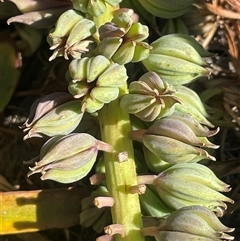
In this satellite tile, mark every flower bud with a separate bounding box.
[143,205,234,241]
[67,55,128,113]
[68,81,92,99]
[153,163,234,215]
[27,133,112,183]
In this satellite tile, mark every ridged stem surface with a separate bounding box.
[99,83,144,241]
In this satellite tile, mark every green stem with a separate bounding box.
[99,83,144,241]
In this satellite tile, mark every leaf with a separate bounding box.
[0,187,90,235]
[0,39,21,113]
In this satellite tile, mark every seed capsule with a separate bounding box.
[153,163,234,215]
[98,12,151,64]
[142,33,212,85]
[120,72,180,122]
[27,133,112,183]
[142,205,234,241]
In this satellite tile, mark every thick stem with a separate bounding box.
[99,83,144,241]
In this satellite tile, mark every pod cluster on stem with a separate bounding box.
[7,0,235,240]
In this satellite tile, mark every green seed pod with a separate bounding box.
[69,57,89,82]
[86,55,111,83]
[170,111,215,136]
[145,116,219,149]
[97,63,128,87]
[42,147,98,171]
[142,33,212,85]
[98,37,123,59]
[140,185,171,218]
[173,85,214,127]
[91,87,119,103]
[142,54,210,85]
[143,134,215,163]
[21,92,73,129]
[82,95,104,113]
[87,0,106,17]
[40,157,96,183]
[150,33,211,66]
[48,9,84,48]
[98,12,151,64]
[161,18,189,35]
[153,163,234,214]
[68,80,92,98]
[23,100,84,139]
[143,146,172,173]
[120,72,180,122]
[65,18,96,50]
[138,0,195,19]
[144,206,234,241]
[27,133,112,183]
